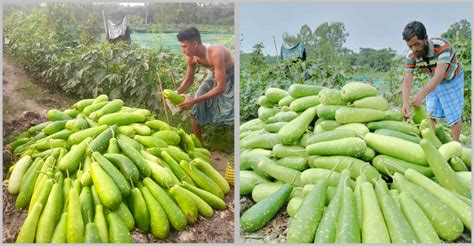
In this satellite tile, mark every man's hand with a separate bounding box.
[410,92,424,108]
[175,88,184,95]
[402,102,411,119]
[177,96,195,110]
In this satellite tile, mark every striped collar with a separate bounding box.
[426,38,434,58]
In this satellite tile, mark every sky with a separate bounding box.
[118,2,145,6]
[240,3,472,55]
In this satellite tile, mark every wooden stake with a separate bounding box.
[170,71,177,89]
[157,71,170,123]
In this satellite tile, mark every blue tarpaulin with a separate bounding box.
[280,42,306,60]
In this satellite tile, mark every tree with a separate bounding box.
[80,12,102,46]
[282,22,349,65]
[299,25,312,43]
[282,32,300,47]
[148,2,233,26]
[355,48,397,72]
[282,24,313,48]
[129,15,145,26]
[442,19,471,40]
[249,42,265,67]
[312,22,349,63]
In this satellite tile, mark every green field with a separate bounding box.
[131,32,234,51]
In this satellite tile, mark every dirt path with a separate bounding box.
[3,56,77,122]
[3,61,47,122]
[2,56,235,243]
[2,55,78,146]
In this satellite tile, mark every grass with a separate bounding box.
[16,80,37,95]
[460,121,472,147]
[203,125,234,154]
[461,121,471,135]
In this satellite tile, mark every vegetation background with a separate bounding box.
[3,2,235,152]
[240,20,471,140]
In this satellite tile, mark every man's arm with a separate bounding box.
[176,56,196,94]
[402,71,413,118]
[411,62,448,107]
[402,71,413,104]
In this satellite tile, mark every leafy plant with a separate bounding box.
[451,36,471,124]
[4,8,201,116]
[4,5,234,152]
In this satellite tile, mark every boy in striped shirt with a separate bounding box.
[401,21,464,141]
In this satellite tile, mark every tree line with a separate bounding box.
[243,19,471,73]
[3,3,234,34]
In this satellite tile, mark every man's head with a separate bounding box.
[177,27,202,57]
[403,21,429,58]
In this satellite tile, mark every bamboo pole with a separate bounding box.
[273,35,280,62]
[145,4,148,25]
[102,10,108,41]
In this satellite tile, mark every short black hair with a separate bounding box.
[177,27,201,44]
[403,21,427,41]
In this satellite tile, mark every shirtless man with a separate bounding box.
[175,27,234,142]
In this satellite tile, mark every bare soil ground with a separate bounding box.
[239,196,289,243]
[2,56,234,243]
